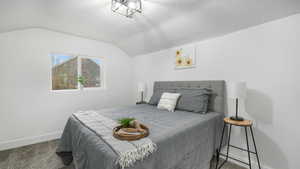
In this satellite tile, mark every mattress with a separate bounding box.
[57,104,224,169]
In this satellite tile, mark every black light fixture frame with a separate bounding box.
[230,98,244,121]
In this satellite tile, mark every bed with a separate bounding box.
[57,81,226,169]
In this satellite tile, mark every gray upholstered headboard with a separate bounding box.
[153,81,225,113]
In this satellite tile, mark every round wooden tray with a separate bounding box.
[113,124,149,141]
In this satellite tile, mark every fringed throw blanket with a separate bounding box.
[73,111,157,169]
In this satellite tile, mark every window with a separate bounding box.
[51,54,103,90]
[81,57,102,88]
[52,54,78,90]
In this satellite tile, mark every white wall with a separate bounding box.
[1,14,300,169]
[0,28,135,150]
[133,14,300,169]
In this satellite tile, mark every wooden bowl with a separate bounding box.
[113,123,149,141]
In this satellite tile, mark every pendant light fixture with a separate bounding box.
[112,0,142,18]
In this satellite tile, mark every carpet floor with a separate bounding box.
[0,140,245,169]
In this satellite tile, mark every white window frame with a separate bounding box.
[50,53,105,92]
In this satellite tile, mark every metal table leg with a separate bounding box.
[226,124,232,161]
[245,127,252,169]
[250,126,262,169]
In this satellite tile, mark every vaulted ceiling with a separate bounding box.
[1,0,300,56]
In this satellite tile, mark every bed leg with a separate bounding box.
[215,148,220,169]
[216,149,219,161]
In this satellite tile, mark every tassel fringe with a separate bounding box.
[118,142,157,169]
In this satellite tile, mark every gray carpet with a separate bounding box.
[0,140,245,169]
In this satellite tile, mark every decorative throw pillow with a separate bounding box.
[148,89,176,105]
[176,88,212,114]
[157,92,181,112]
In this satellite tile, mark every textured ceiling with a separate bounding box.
[1,0,300,56]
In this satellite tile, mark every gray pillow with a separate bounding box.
[175,88,212,113]
[148,89,176,105]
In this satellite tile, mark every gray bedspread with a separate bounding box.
[57,104,224,169]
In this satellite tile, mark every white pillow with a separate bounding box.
[157,92,181,112]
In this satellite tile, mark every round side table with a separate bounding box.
[215,117,262,169]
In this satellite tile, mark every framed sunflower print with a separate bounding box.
[174,44,196,69]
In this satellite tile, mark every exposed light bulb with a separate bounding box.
[113,2,122,10]
[115,2,121,8]
[128,1,137,9]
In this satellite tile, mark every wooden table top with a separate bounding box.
[224,117,252,126]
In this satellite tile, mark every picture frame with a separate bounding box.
[174,44,196,69]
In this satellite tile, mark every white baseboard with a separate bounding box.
[0,131,62,151]
[220,149,274,169]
